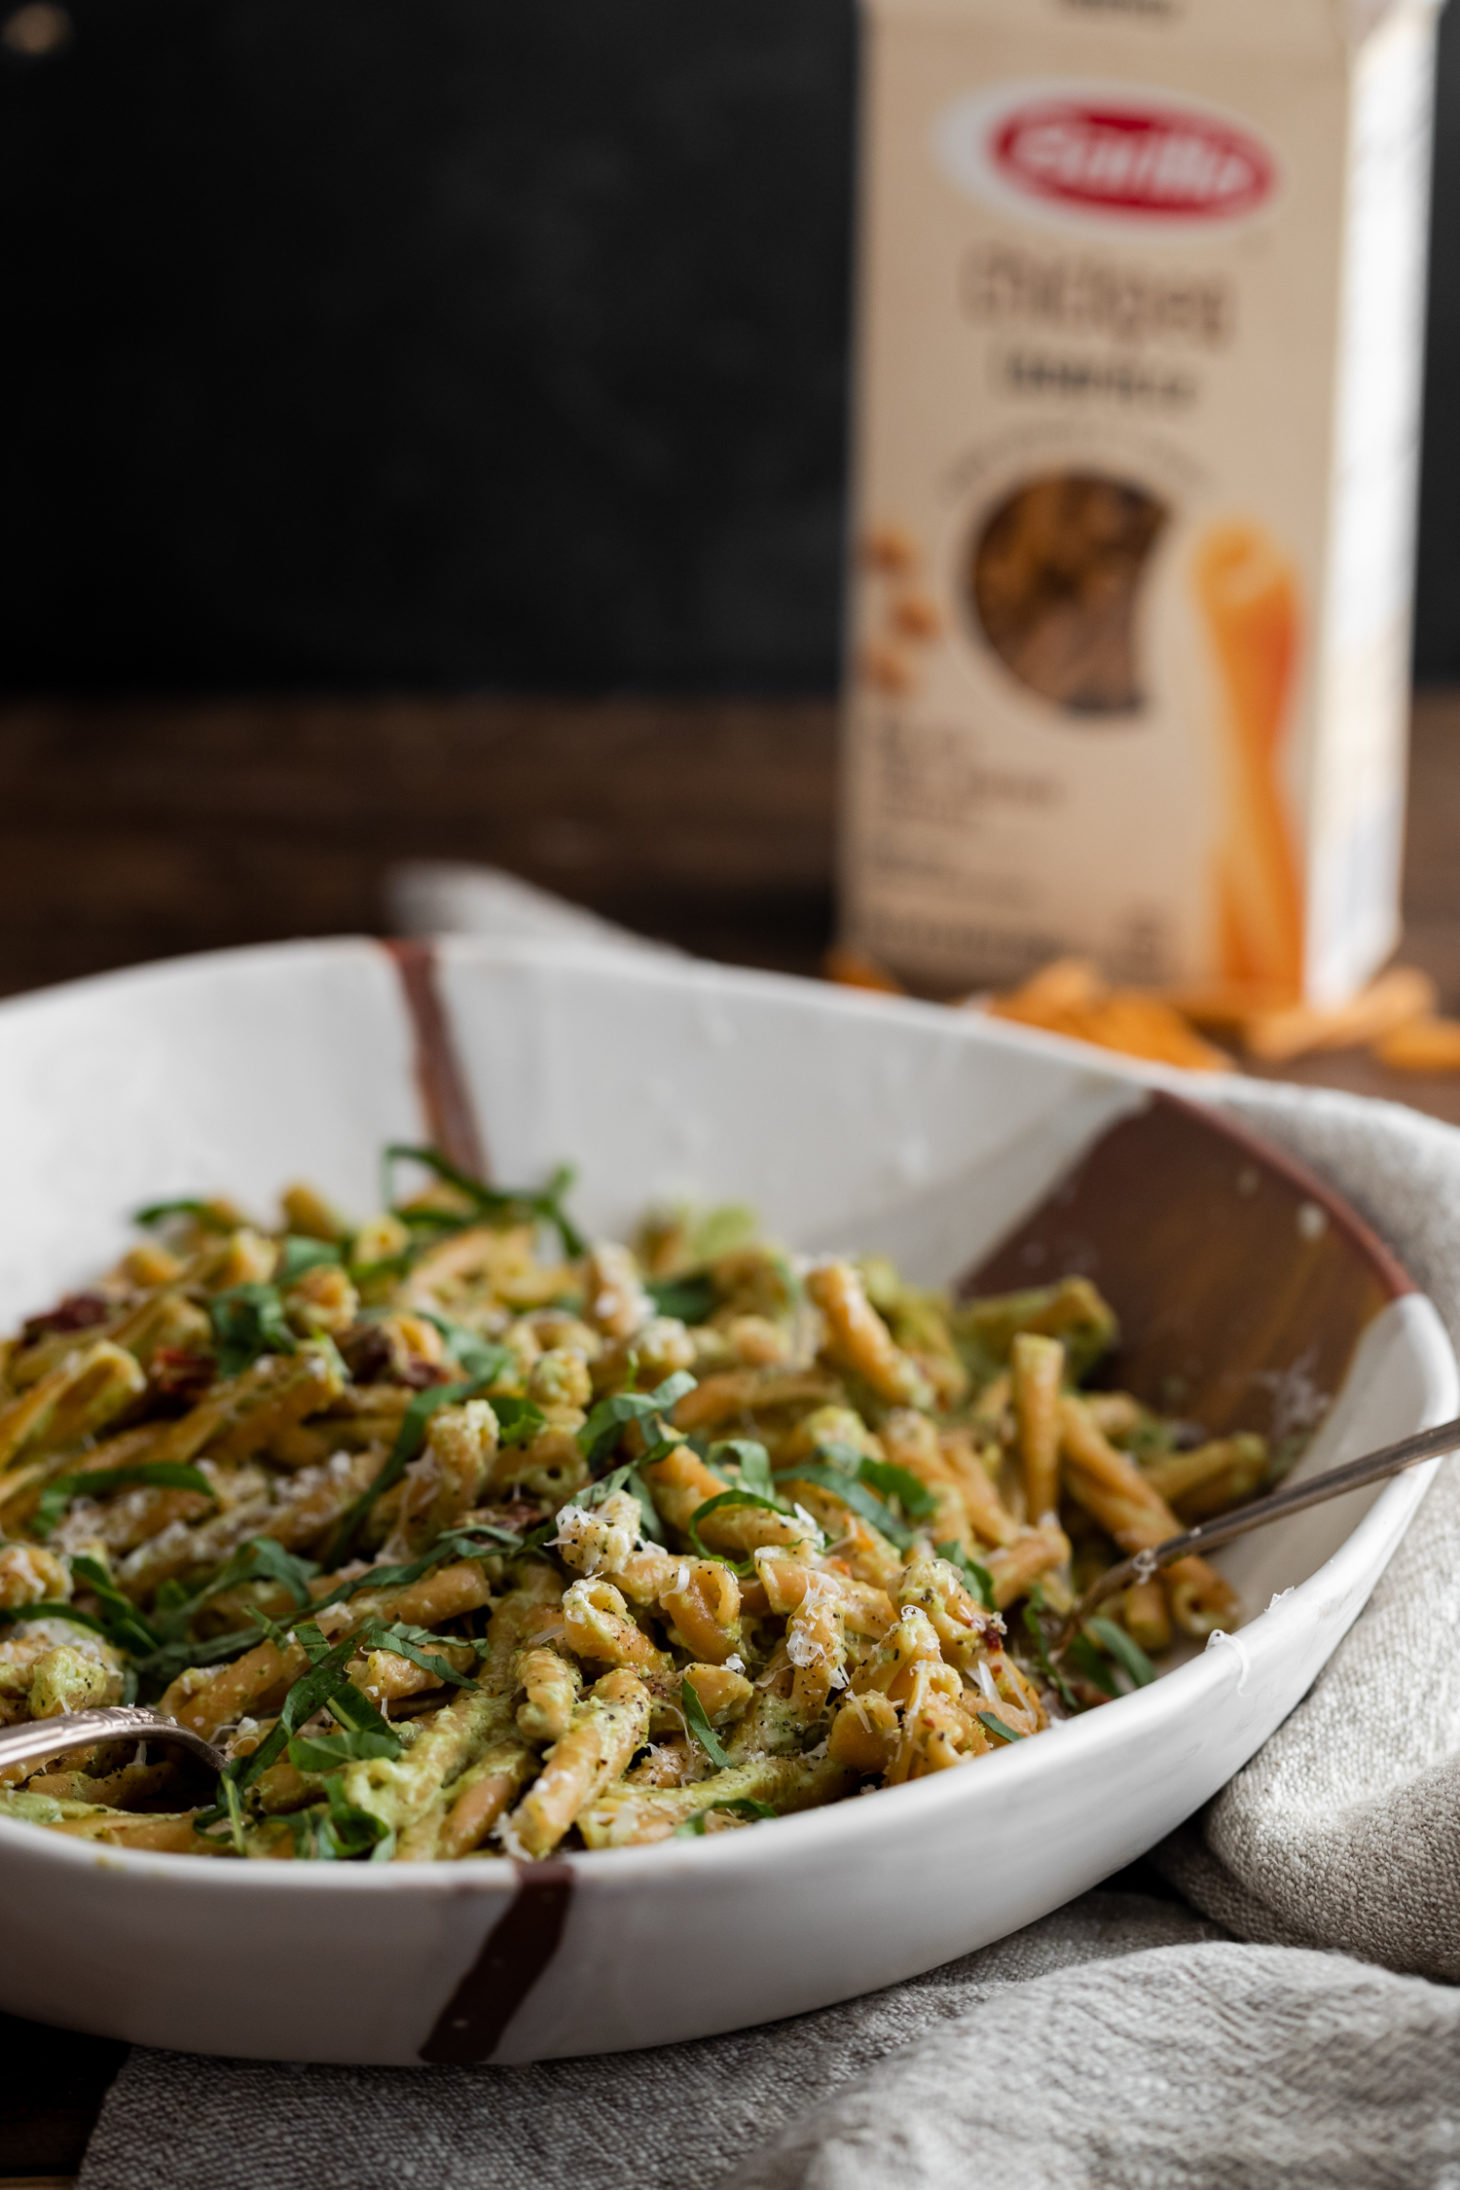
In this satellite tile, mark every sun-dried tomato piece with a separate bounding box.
[476,1498,547,1535]
[399,1355,457,1390]
[20,1292,111,1345]
[338,1324,457,1390]
[337,1324,394,1384]
[148,1347,217,1411]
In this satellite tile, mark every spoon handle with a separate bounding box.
[0,1703,226,1779]
[1055,1411,1460,1651]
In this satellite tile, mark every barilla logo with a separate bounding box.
[935,80,1279,234]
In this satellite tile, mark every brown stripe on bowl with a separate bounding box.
[383,937,490,1181]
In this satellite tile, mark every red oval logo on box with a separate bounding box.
[991,99,1274,222]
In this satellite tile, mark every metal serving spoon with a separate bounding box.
[0,1703,225,1779]
[1051,1411,1460,1656]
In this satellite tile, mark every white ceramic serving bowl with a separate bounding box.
[0,937,1451,2065]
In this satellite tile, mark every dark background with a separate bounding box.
[4,0,1459,694]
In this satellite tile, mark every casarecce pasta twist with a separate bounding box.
[0,1150,1280,1858]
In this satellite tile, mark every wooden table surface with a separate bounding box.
[2,687,1460,2178]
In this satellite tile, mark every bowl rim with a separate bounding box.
[0,933,1450,1895]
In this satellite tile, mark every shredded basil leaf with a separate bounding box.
[131,1623,262,1691]
[417,1313,513,1386]
[198,1771,250,1855]
[208,1282,296,1377]
[631,1461,669,1530]
[353,1618,474,1690]
[1065,1634,1120,1697]
[221,1625,365,1796]
[1022,1582,1080,1714]
[318,1775,396,1861]
[282,1808,321,1858]
[287,1726,402,1772]
[133,1198,233,1233]
[150,1576,191,1628]
[347,1246,416,1286]
[774,1447,915,1550]
[328,1680,397,1739]
[33,1461,218,1542]
[153,1536,320,1645]
[285,1616,333,1665]
[285,1619,397,1737]
[673,1796,777,1837]
[325,1374,494,1562]
[680,1675,732,1769]
[707,1439,776,1501]
[578,1463,667,1546]
[977,1710,1024,1744]
[382,1146,586,1260]
[311,1528,510,1617]
[0,1599,112,1638]
[857,1457,939,1521]
[934,1540,997,1614]
[68,1555,163,1654]
[215,1537,319,1610]
[242,1603,295,1654]
[440,1521,525,1555]
[577,1371,697,1467]
[645,1274,717,1326]
[687,1487,792,1571]
[492,1394,547,1450]
[276,1236,343,1286]
[1086,1616,1157,1690]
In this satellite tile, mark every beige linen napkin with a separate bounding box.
[1168,1078,1460,1982]
[80,1895,1223,2190]
[72,879,1460,2187]
[728,1938,1460,2190]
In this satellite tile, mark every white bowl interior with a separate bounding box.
[0,934,1439,1612]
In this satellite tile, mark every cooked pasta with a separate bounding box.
[0,1150,1272,1859]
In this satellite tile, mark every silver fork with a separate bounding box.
[1050,1412,1460,1654]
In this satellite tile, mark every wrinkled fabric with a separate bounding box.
[729,1940,1460,2190]
[76,1047,1460,2190]
[79,1896,1220,2190]
[1155,1082,1460,1981]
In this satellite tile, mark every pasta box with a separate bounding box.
[839,0,1444,1004]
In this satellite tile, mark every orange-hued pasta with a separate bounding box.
[980,960,1231,1073]
[1011,1333,1064,1524]
[1195,523,1304,998]
[1059,1398,1238,1638]
[0,1149,1275,1859]
[1236,966,1435,1064]
[1374,1015,1460,1075]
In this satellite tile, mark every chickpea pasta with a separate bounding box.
[0,1148,1269,1860]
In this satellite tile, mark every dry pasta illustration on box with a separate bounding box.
[0,1152,1276,1860]
[1194,522,1305,997]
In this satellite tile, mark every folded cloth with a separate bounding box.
[80,1894,1223,2190]
[74,878,1460,2188]
[1168,1079,1460,1982]
[729,1936,1460,2190]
